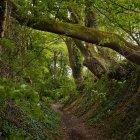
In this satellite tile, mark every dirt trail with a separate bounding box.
[52,103,109,140]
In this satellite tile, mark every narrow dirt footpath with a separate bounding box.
[52,103,109,140]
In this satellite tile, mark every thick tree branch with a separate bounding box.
[10,1,140,65]
[26,19,140,65]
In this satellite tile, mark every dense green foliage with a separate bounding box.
[0,0,140,139]
[64,63,140,140]
[0,78,61,140]
[0,24,75,139]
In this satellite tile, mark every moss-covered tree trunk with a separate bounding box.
[67,5,106,79]
[10,1,140,65]
[22,20,140,65]
[65,38,84,92]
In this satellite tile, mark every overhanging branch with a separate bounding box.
[10,0,140,65]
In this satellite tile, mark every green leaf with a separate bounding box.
[0,38,16,50]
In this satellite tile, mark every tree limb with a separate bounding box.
[10,1,140,65]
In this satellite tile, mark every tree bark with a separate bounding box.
[0,0,6,38]
[0,0,6,77]
[65,38,84,91]
[73,39,104,78]
[11,2,140,65]
[0,0,13,77]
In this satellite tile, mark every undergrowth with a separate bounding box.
[0,78,61,140]
[63,63,140,140]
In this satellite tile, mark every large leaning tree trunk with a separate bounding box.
[84,1,126,78]
[73,39,103,79]
[84,2,108,77]
[65,38,84,91]
[67,4,108,79]
[66,4,100,87]
[10,1,140,65]
[26,20,140,65]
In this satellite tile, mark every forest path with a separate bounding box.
[52,103,109,140]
